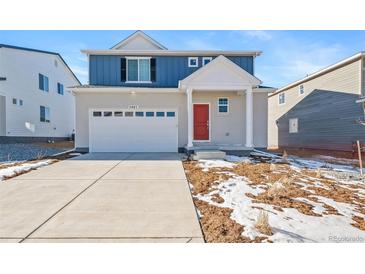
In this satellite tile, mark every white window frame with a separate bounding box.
[126,57,152,83]
[218,97,229,114]
[188,57,199,68]
[299,84,304,95]
[202,57,213,66]
[278,93,286,105]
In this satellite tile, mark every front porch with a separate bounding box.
[179,55,263,153]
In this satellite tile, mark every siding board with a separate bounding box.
[89,55,254,87]
[277,89,365,151]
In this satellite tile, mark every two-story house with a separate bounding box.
[268,52,365,152]
[0,44,80,142]
[71,31,274,153]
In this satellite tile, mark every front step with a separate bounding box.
[192,150,226,160]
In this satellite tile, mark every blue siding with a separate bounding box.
[89,55,254,87]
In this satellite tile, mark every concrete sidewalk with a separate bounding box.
[0,153,204,243]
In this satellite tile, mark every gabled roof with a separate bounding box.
[179,55,262,90]
[110,30,167,50]
[0,43,81,85]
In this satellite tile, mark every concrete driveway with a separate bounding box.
[0,153,204,243]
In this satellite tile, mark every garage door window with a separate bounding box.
[125,111,134,117]
[103,111,112,117]
[146,111,154,117]
[156,111,165,117]
[114,111,123,117]
[136,111,144,117]
[167,111,175,117]
[93,111,102,117]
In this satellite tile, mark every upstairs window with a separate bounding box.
[126,57,151,82]
[218,98,229,113]
[40,106,50,123]
[188,57,198,67]
[202,57,213,66]
[299,84,304,95]
[39,74,49,92]
[279,93,285,105]
[57,83,64,95]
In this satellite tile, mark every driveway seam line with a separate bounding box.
[18,153,135,243]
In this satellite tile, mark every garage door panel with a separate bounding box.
[89,110,178,152]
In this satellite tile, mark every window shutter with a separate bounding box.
[120,58,126,82]
[150,58,156,82]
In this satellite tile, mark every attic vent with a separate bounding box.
[54,60,58,67]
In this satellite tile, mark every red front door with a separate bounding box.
[193,104,209,140]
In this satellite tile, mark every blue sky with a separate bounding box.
[1,30,365,87]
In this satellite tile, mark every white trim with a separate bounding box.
[188,57,199,68]
[126,57,151,82]
[202,57,213,66]
[111,31,168,50]
[278,92,286,105]
[70,87,179,93]
[193,102,211,142]
[82,49,262,57]
[217,97,229,115]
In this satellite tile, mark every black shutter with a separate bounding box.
[150,58,156,82]
[120,58,126,82]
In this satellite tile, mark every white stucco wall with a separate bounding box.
[74,90,268,149]
[0,47,79,138]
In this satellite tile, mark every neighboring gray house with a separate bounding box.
[268,52,365,152]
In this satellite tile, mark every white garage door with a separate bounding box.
[89,109,178,152]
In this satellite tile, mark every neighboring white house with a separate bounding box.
[71,31,274,153]
[0,44,80,142]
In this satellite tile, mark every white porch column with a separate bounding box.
[187,88,194,148]
[245,86,254,148]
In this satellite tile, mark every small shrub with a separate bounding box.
[255,210,273,236]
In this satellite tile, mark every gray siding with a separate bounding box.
[89,55,254,87]
[277,89,365,151]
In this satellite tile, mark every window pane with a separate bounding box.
[39,74,44,90]
[44,76,49,92]
[219,106,228,113]
[125,111,134,117]
[45,107,50,122]
[156,111,165,117]
[166,111,175,117]
[19,100,23,106]
[93,111,102,117]
[40,106,45,122]
[139,59,150,81]
[12,98,17,105]
[114,111,123,117]
[127,59,138,81]
[219,98,228,105]
[136,111,144,117]
[146,111,154,117]
[103,111,112,117]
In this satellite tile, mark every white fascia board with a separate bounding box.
[81,49,262,57]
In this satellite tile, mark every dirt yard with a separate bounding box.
[183,154,365,243]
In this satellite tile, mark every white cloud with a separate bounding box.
[241,30,273,41]
[70,65,88,84]
[257,40,344,87]
[184,38,217,50]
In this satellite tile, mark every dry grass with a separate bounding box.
[255,211,273,236]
